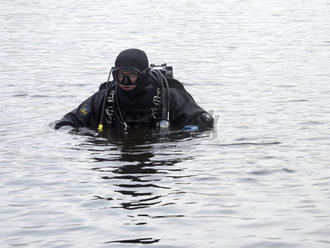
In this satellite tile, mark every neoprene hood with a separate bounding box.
[115,48,149,72]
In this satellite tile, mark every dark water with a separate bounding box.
[1,0,330,247]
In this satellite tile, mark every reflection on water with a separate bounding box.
[105,237,161,245]
[79,129,198,212]
[74,129,202,245]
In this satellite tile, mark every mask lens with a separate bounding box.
[117,70,139,84]
[127,71,138,79]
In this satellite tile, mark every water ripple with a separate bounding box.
[1,0,330,247]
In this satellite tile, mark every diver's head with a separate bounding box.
[112,48,150,91]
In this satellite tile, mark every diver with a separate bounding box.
[55,48,214,132]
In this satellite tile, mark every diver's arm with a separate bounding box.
[55,91,104,130]
[169,88,214,130]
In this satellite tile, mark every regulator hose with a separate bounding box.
[149,69,170,129]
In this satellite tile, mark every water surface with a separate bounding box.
[1,0,330,247]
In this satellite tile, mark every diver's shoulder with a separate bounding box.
[167,78,186,91]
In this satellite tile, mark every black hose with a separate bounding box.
[98,68,114,132]
[149,69,170,122]
[99,68,170,132]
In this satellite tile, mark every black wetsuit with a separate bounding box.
[55,78,213,131]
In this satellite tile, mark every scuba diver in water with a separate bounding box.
[55,48,213,132]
